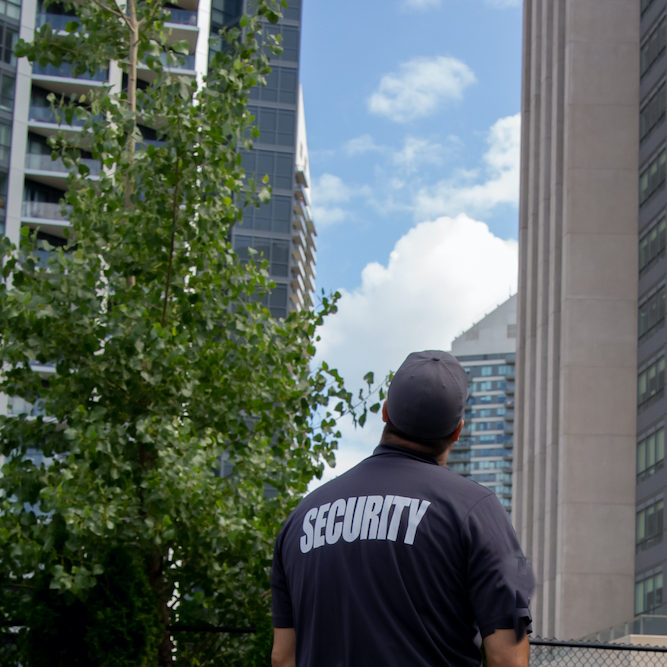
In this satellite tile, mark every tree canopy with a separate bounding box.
[0,1,382,664]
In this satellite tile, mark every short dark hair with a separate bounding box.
[382,419,460,456]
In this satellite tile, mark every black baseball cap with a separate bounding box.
[386,350,468,440]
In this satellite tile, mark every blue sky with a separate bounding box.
[298,0,523,481]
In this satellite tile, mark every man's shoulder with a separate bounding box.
[287,447,496,521]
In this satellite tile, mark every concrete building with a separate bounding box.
[449,295,517,513]
[515,0,638,639]
[1,0,314,320]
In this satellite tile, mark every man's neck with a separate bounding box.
[381,433,450,467]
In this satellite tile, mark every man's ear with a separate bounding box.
[382,401,389,423]
[452,419,464,443]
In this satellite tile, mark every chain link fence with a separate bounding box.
[530,638,667,666]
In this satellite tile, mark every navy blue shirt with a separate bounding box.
[271,444,532,666]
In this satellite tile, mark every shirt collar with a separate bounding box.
[373,442,440,466]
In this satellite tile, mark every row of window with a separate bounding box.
[641,19,666,77]
[470,472,512,484]
[465,434,512,446]
[467,394,509,406]
[469,459,513,472]
[463,364,515,379]
[241,194,292,234]
[639,286,665,338]
[636,497,664,551]
[636,569,663,615]
[241,149,294,192]
[640,148,666,205]
[639,216,666,271]
[233,234,290,277]
[642,0,657,15]
[248,65,298,106]
[0,0,19,21]
[638,427,665,480]
[470,379,513,393]
[261,283,288,319]
[467,407,508,419]
[638,356,665,406]
[641,82,665,142]
[451,447,512,462]
[248,106,296,148]
[265,24,300,63]
[468,421,505,433]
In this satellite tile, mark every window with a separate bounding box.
[249,66,298,105]
[249,106,296,147]
[265,24,299,63]
[0,0,19,21]
[640,149,667,205]
[241,149,294,191]
[639,287,666,338]
[0,69,13,113]
[641,83,666,141]
[638,356,665,406]
[233,234,290,277]
[636,497,664,552]
[263,283,287,319]
[0,116,10,166]
[636,569,663,614]
[638,428,665,480]
[241,194,291,233]
[282,0,301,22]
[210,0,242,32]
[642,0,657,15]
[641,19,666,77]
[640,216,666,271]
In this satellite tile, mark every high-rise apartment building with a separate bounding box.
[635,0,667,622]
[515,0,638,639]
[1,0,314,321]
[449,295,517,514]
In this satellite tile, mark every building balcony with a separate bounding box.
[25,153,100,188]
[28,104,87,140]
[35,12,78,31]
[165,7,199,50]
[138,52,196,83]
[22,200,71,237]
[32,62,108,95]
[22,200,71,222]
[166,7,197,26]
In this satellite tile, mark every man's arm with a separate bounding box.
[271,627,296,667]
[483,629,530,667]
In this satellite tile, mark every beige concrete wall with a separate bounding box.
[515,0,638,638]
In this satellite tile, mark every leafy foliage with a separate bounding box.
[0,1,384,664]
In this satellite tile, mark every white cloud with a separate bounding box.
[313,213,518,483]
[400,0,442,9]
[343,134,384,156]
[311,173,372,229]
[392,136,446,174]
[414,113,520,219]
[368,56,476,123]
[486,0,521,7]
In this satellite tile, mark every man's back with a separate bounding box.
[272,444,531,666]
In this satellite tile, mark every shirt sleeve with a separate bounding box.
[462,493,533,639]
[271,527,295,628]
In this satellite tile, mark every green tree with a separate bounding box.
[0,2,382,664]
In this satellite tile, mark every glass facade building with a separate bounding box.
[0,0,315,419]
[1,0,314,317]
[449,295,517,514]
[636,0,667,618]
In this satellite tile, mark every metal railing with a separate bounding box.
[22,200,71,222]
[25,153,101,176]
